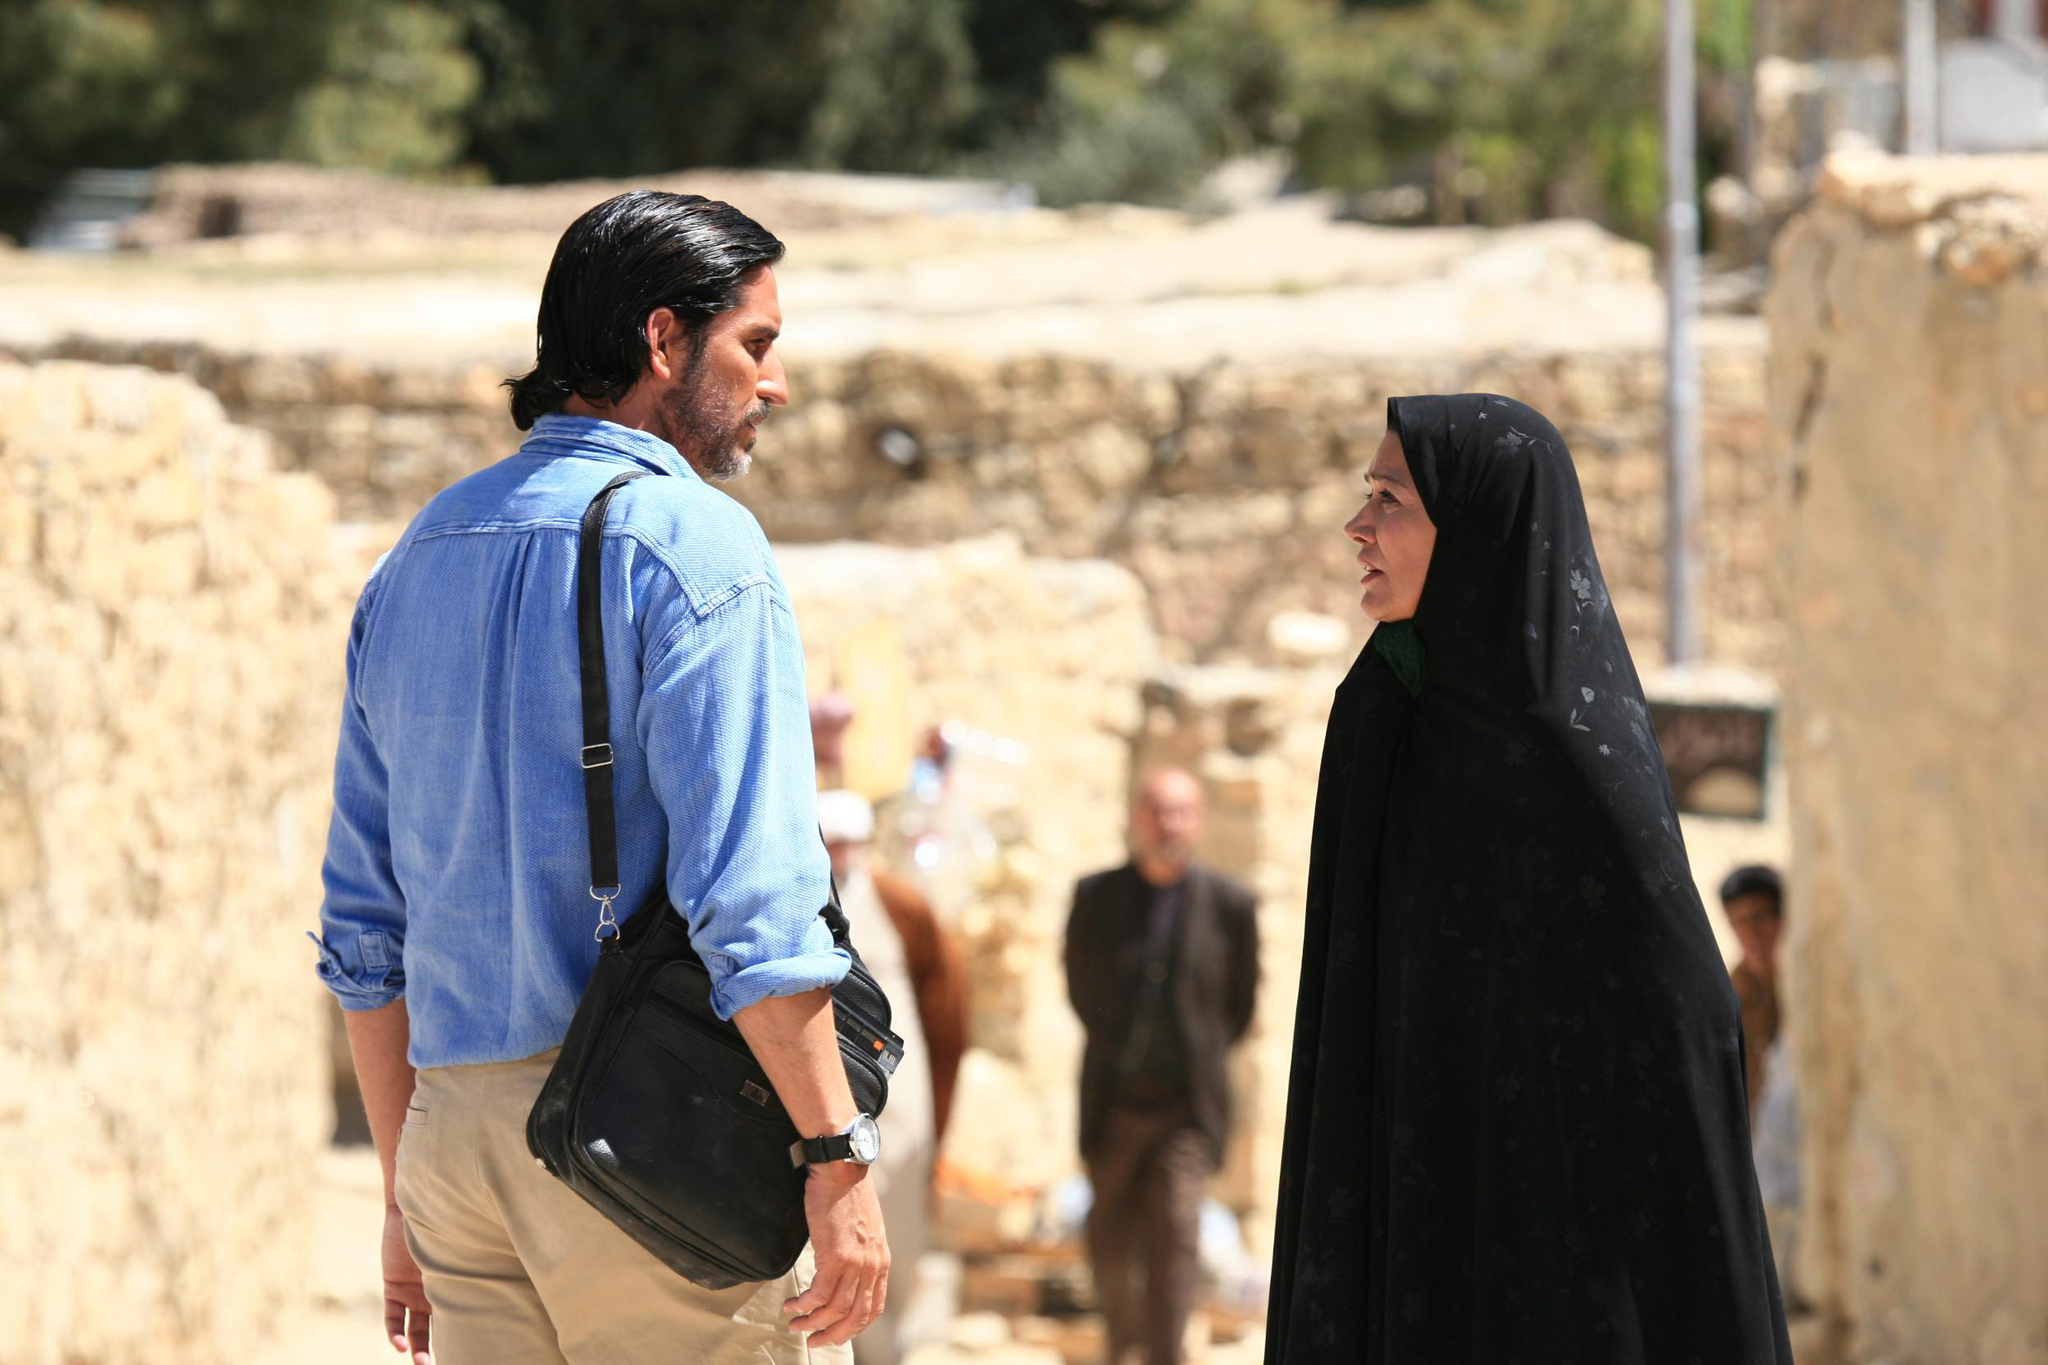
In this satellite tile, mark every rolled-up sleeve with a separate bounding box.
[638,575,848,1020]
[312,577,407,1011]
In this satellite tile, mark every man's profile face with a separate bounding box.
[656,266,787,481]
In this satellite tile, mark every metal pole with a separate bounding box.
[1902,0,1939,155]
[1664,0,1702,666]
[1735,0,1762,190]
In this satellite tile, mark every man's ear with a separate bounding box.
[644,307,682,382]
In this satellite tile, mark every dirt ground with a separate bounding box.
[275,1143,1822,1364]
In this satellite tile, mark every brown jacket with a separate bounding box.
[1064,862,1259,1165]
[872,867,969,1145]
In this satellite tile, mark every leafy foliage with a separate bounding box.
[0,0,1753,244]
[1296,0,1671,233]
[1001,0,1312,207]
[284,4,482,176]
[0,0,472,235]
[1024,0,1741,238]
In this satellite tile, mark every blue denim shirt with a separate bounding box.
[312,414,847,1069]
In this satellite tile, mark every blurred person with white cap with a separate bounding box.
[819,788,970,1365]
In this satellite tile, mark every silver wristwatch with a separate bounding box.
[789,1113,882,1168]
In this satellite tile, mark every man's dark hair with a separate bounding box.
[506,191,785,430]
[1718,864,1784,916]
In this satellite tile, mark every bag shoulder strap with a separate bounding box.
[574,467,855,954]
[578,470,654,938]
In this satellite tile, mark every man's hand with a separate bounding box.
[783,1163,889,1346]
[382,1204,432,1364]
[729,989,891,1343]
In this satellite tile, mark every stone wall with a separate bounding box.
[0,362,345,1364]
[22,335,1780,672]
[1767,153,2048,1365]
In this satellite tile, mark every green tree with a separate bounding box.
[0,0,1758,246]
[455,0,830,181]
[954,0,1190,148]
[458,0,985,182]
[801,0,979,173]
[285,4,483,176]
[1290,0,1667,233]
[0,0,477,237]
[990,0,1748,239]
[997,0,1316,207]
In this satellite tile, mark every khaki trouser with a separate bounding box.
[395,1049,848,1365]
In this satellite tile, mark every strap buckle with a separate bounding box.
[580,743,614,770]
[590,885,622,941]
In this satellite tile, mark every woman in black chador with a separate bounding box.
[1265,394,1791,1363]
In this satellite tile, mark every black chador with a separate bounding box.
[1264,395,1792,1364]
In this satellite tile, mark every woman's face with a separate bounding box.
[1345,430,1438,622]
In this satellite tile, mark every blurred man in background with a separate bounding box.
[820,787,970,1365]
[1722,862,1804,1309]
[1721,863,1785,1116]
[1064,769,1259,1365]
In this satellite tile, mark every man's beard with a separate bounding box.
[661,366,765,483]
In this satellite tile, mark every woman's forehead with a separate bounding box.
[1367,431,1412,484]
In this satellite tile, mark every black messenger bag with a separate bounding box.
[527,470,905,1290]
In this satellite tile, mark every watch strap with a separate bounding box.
[790,1132,855,1167]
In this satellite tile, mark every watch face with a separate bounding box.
[848,1114,881,1164]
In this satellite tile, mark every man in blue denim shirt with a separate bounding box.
[313,192,886,1365]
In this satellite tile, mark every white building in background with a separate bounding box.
[1941,0,2048,151]
[1761,0,2048,171]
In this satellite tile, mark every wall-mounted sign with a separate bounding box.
[1650,701,1773,820]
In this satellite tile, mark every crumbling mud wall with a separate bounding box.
[0,362,345,1365]
[21,338,1778,673]
[1768,153,2048,1365]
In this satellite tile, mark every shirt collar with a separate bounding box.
[521,413,699,481]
